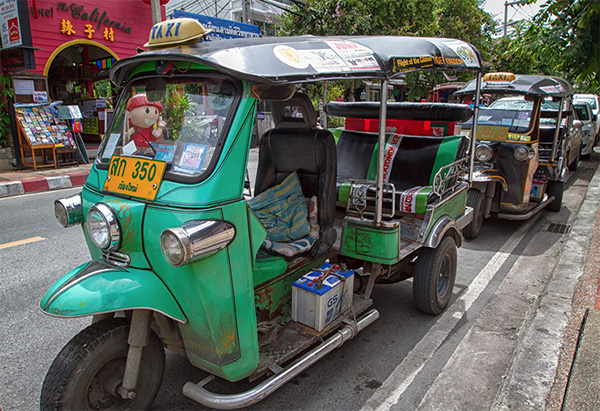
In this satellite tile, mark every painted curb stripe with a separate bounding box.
[0,173,89,198]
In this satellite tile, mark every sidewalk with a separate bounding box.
[0,163,92,198]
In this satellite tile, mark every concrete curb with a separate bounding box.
[0,172,89,198]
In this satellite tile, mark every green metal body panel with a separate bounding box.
[143,200,261,381]
[39,261,186,322]
[340,219,400,264]
[252,253,288,288]
[421,189,467,241]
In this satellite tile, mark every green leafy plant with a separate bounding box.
[0,73,15,147]
[162,84,190,140]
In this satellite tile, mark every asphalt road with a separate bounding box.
[0,153,597,411]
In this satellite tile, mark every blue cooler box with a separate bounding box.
[292,263,354,332]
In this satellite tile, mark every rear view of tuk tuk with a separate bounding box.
[40,18,483,410]
[456,73,582,239]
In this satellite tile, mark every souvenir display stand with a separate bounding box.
[15,103,79,170]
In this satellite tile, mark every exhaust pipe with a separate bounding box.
[183,309,380,410]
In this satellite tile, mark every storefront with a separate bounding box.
[0,0,163,169]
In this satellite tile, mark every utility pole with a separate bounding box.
[242,0,251,24]
[150,0,162,25]
[504,0,522,37]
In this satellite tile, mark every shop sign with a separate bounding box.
[0,0,23,48]
[172,9,260,41]
[30,2,134,42]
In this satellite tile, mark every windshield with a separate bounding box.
[575,97,598,110]
[97,76,237,179]
[574,104,590,121]
[461,96,536,134]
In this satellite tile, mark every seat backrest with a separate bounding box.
[335,130,468,191]
[255,95,337,233]
[539,126,565,144]
[336,130,377,181]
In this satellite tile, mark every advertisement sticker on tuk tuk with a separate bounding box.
[103,156,167,201]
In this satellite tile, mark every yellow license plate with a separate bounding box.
[104,156,167,201]
[475,125,509,141]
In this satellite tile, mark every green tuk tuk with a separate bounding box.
[40,18,483,410]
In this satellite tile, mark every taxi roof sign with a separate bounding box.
[145,18,212,48]
[483,72,516,82]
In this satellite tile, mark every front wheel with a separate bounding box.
[463,189,485,240]
[546,181,564,212]
[40,317,165,411]
[413,237,457,315]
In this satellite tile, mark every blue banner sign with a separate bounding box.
[172,9,261,40]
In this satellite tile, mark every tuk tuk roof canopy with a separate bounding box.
[110,35,482,86]
[455,73,574,98]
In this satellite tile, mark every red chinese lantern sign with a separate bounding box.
[72,120,82,133]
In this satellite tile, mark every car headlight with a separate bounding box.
[475,144,493,162]
[54,194,83,228]
[160,220,236,267]
[514,146,532,161]
[87,203,120,251]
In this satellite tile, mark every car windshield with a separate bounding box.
[575,98,598,110]
[97,76,236,180]
[461,97,535,134]
[574,105,590,121]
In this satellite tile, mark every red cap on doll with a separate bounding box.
[126,93,163,112]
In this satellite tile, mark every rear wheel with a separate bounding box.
[40,317,165,411]
[546,181,564,212]
[463,189,485,240]
[413,237,457,315]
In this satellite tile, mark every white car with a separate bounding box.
[574,101,595,158]
[574,94,600,142]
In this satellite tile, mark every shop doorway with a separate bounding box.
[45,41,119,148]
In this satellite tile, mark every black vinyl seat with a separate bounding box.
[255,93,337,254]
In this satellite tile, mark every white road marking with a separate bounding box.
[362,216,539,411]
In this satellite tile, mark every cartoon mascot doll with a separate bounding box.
[125,93,167,150]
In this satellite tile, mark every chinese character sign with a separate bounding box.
[0,0,22,48]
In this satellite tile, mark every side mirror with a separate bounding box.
[573,119,583,129]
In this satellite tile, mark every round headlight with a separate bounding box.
[87,203,120,251]
[514,146,531,161]
[54,194,83,228]
[475,144,493,162]
[160,228,188,267]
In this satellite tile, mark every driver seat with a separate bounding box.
[255,93,337,255]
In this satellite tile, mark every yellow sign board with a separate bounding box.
[482,72,516,82]
[104,156,167,201]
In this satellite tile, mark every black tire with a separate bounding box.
[568,151,579,171]
[41,317,165,411]
[413,237,457,315]
[546,180,564,212]
[463,189,485,240]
